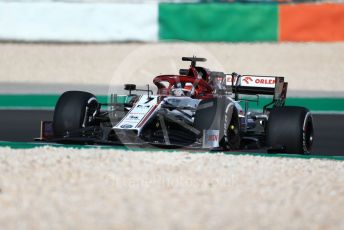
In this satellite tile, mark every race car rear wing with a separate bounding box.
[226,74,288,107]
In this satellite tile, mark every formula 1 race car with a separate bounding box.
[39,57,314,154]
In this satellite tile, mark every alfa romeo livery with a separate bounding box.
[39,57,314,154]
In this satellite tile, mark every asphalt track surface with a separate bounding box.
[0,110,343,156]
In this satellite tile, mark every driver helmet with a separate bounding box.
[182,83,193,96]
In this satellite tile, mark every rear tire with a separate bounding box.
[266,106,314,154]
[53,91,98,137]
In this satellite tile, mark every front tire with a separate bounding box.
[53,91,98,137]
[266,106,314,154]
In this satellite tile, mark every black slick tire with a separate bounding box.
[53,91,98,137]
[266,106,314,154]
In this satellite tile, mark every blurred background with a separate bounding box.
[0,0,343,89]
[0,0,343,91]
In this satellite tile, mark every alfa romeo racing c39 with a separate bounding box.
[39,57,314,154]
